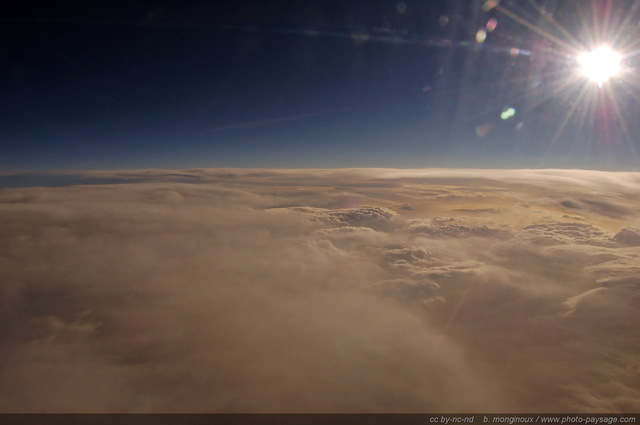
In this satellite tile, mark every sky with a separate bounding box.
[3,0,640,171]
[3,1,640,415]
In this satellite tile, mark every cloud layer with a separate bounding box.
[1,168,639,412]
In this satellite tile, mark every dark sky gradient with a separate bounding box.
[2,0,640,170]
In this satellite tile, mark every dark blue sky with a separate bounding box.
[2,0,640,171]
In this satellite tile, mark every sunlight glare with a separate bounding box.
[578,46,621,87]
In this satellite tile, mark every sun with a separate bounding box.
[577,46,621,88]
[483,1,640,163]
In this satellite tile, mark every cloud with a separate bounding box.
[318,206,397,229]
[521,222,611,246]
[1,168,639,412]
[613,227,640,246]
[409,217,512,239]
[397,203,414,211]
[557,197,633,219]
[367,279,440,299]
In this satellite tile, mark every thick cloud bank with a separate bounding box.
[1,168,639,412]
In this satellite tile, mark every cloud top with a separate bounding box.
[1,168,639,412]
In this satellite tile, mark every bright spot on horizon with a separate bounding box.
[578,46,621,87]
